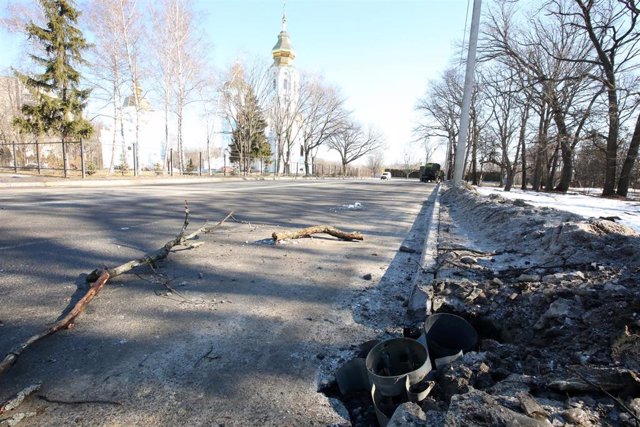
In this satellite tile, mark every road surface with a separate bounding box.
[0,179,437,426]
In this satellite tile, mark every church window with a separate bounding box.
[284,78,289,91]
[273,79,276,91]
[300,145,304,157]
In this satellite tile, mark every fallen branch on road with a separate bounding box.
[0,270,110,378]
[0,203,233,379]
[272,225,364,243]
[0,384,40,415]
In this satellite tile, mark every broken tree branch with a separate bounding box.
[0,205,233,379]
[38,395,122,406]
[0,384,40,415]
[272,225,364,243]
[0,270,110,378]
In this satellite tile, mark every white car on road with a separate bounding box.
[380,172,392,180]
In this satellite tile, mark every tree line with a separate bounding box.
[415,0,640,197]
[2,0,385,177]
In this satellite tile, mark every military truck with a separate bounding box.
[420,163,441,182]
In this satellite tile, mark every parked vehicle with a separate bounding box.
[420,163,441,182]
[380,172,392,180]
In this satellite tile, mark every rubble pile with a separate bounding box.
[418,185,640,426]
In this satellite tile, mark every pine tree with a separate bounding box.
[13,0,93,157]
[229,86,268,174]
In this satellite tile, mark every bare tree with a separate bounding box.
[366,151,385,177]
[327,121,385,175]
[415,68,463,179]
[482,65,525,191]
[483,0,599,192]
[113,0,146,175]
[298,76,348,176]
[401,145,418,179]
[151,0,210,173]
[548,0,640,196]
[85,0,129,174]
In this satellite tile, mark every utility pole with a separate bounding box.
[454,0,482,185]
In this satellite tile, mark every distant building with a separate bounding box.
[98,86,166,172]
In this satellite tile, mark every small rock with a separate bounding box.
[562,408,591,425]
[542,273,562,284]
[517,274,540,282]
[533,298,574,330]
[491,277,504,286]
[362,273,372,280]
[198,272,204,279]
[509,292,518,300]
[513,199,529,207]
[460,256,477,265]
[604,282,628,292]
[399,245,417,253]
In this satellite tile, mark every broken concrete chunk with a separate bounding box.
[445,389,552,427]
[561,407,592,426]
[387,402,427,426]
[362,273,373,280]
[490,277,503,286]
[533,298,574,330]
[548,365,640,393]
[400,245,418,254]
[517,392,549,421]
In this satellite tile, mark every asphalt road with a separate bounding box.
[0,178,437,426]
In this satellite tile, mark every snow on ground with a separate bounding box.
[476,186,640,233]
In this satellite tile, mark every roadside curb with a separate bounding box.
[404,184,441,330]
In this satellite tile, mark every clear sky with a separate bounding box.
[0,0,470,165]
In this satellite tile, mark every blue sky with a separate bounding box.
[1,0,470,164]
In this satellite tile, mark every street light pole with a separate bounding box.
[454,0,482,185]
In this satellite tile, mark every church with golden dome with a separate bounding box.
[267,14,308,175]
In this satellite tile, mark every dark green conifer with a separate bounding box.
[13,0,93,143]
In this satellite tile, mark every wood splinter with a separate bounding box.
[272,225,363,243]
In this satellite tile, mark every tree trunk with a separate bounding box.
[547,142,560,191]
[532,105,548,192]
[602,87,620,196]
[163,96,170,175]
[519,103,530,190]
[177,110,185,174]
[109,88,117,175]
[555,139,573,192]
[616,111,640,197]
[304,149,310,176]
[471,132,478,185]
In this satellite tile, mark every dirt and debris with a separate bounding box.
[321,184,640,426]
[419,185,640,426]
